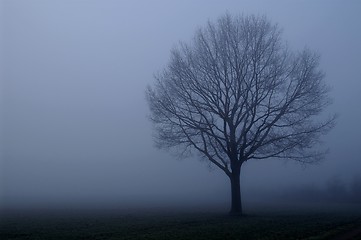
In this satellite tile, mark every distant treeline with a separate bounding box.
[279,175,361,204]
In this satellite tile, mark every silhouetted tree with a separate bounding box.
[146,14,335,215]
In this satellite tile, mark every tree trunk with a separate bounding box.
[229,167,242,216]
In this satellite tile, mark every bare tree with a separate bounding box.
[146,14,335,215]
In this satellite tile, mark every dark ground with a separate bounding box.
[1,205,361,240]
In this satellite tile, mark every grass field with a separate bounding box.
[1,208,361,240]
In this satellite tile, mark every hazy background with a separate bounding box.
[1,0,360,211]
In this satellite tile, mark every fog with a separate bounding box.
[1,0,361,212]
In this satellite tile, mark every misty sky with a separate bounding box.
[1,0,361,209]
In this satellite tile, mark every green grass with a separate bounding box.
[1,211,361,240]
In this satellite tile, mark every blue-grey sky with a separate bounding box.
[1,0,361,209]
